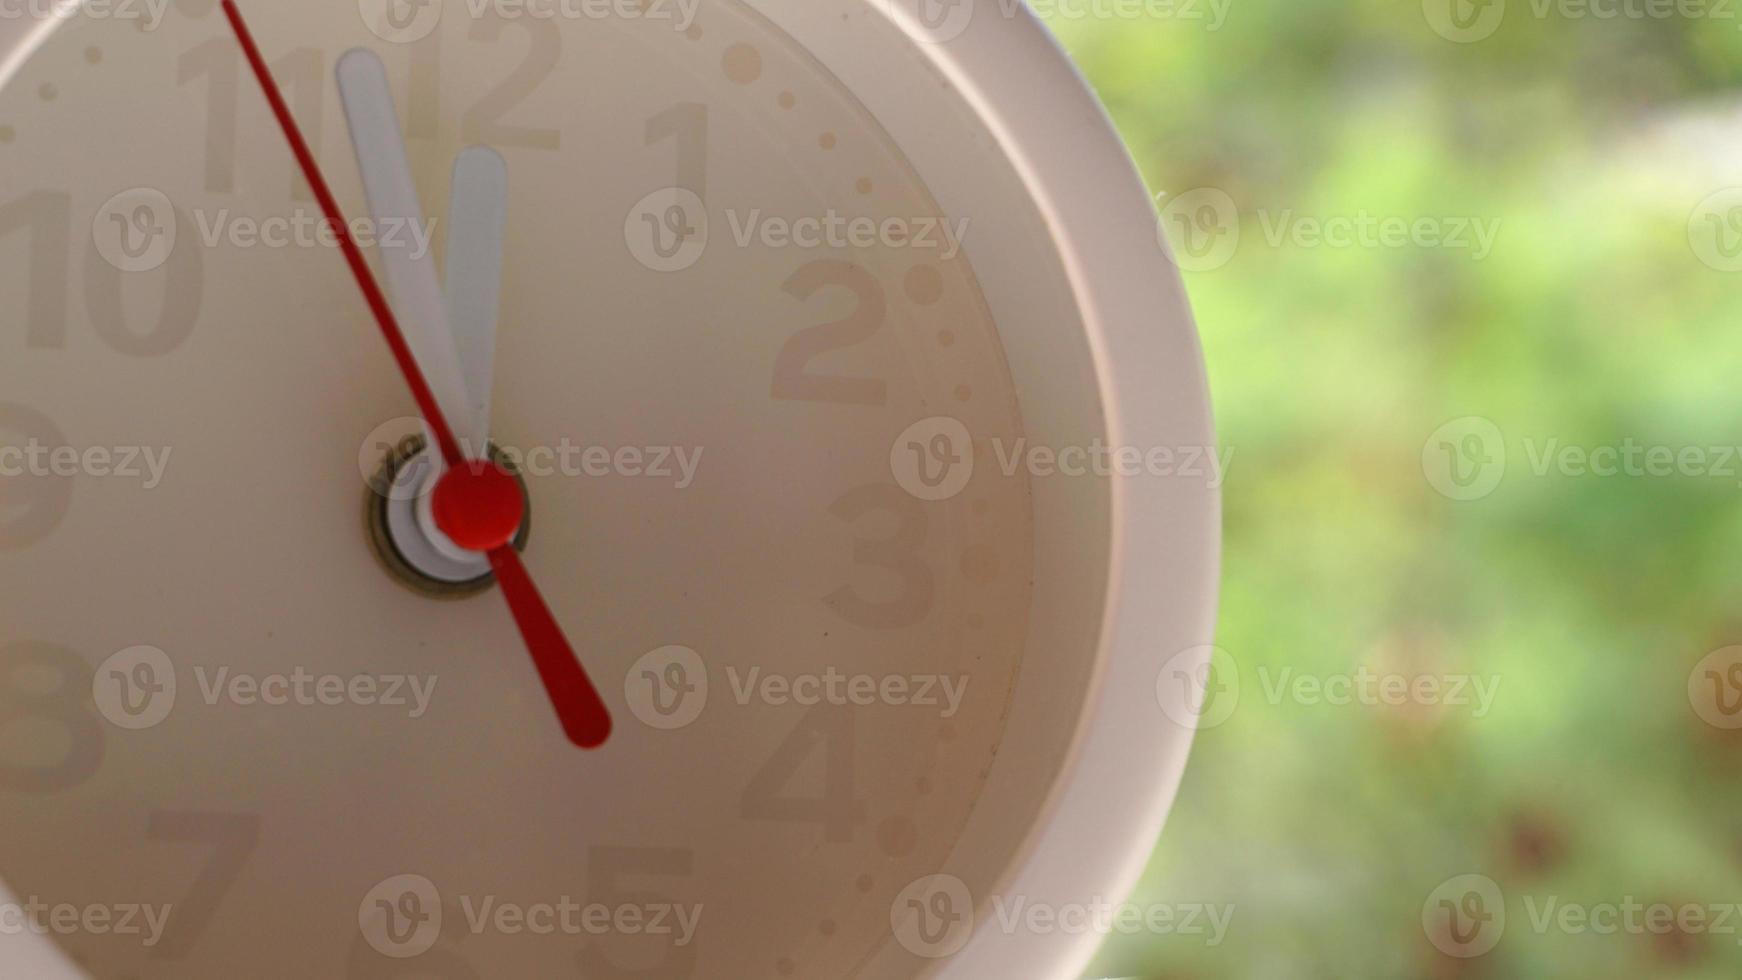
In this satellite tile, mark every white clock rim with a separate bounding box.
[756,3,1222,978]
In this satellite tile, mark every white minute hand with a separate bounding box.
[335,48,479,456]
[444,145,508,449]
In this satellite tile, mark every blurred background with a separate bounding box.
[1044,2,1742,977]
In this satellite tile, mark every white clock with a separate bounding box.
[0,0,1219,977]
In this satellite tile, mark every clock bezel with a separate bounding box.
[753,2,1222,977]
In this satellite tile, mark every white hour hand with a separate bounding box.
[335,47,476,456]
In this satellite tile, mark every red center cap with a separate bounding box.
[432,460,525,553]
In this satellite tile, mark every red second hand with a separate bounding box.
[223,0,612,748]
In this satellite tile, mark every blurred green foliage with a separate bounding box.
[1046,1,1742,976]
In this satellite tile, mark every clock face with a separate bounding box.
[0,1,1113,977]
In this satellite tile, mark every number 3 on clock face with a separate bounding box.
[0,1,1218,978]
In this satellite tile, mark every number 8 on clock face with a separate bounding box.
[0,1,1218,978]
